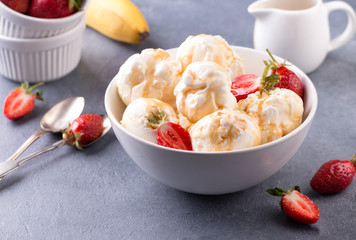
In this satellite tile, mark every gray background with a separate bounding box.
[1,0,355,239]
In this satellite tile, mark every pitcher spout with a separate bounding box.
[247,0,275,19]
[248,0,319,16]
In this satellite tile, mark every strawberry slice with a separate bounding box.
[157,122,193,151]
[3,82,45,120]
[231,74,261,101]
[267,186,320,224]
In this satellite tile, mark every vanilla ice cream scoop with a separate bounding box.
[174,61,238,123]
[116,48,182,108]
[237,88,304,144]
[189,109,261,152]
[176,34,245,81]
[121,98,178,143]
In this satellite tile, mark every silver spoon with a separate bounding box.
[7,97,85,161]
[0,115,111,179]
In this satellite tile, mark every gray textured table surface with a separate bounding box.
[1,0,356,239]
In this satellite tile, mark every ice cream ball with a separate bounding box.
[189,109,261,152]
[237,88,304,144]
[116,48,182,108]
[121,98,178,143]
[176,34,245,81]
[174,61,238,123]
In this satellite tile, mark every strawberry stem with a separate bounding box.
[27,82,46,102]
[18,82,46,102]
[69,0,82,11]
[262,61,272,78]
[267,186,301,196]
[146,108,166,129]
[266,49,278,64]
[27,82,44,92]
[351,153,356,167]
[266,49,290,69]
[260,61,281,94]
[266,187,287,196]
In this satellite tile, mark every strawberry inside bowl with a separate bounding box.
[104,46,318,195]
[0,0,90,38]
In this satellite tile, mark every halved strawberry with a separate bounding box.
[157,122,193,151]
[231,74,261,101]
[267,186,320,224]
[3,82,45,120]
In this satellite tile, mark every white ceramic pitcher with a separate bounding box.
[248,0,356,73]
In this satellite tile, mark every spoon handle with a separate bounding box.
[0,140,65,179]
[7,128,48,161]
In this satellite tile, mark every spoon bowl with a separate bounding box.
[41,97,86,132]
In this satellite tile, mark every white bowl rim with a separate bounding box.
[105,46,318,155]
[0,15,86,45]
[0,0,89,24]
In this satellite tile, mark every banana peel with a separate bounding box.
[86,0,150,44]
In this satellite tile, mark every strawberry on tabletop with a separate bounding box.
[28,0,81,18]
[267,186,320,224]
[3,82,45,120]
[310,154,356,194]
[1,0,30,13]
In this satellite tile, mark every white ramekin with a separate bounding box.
[0,15,86,83]
[0,0,90,38]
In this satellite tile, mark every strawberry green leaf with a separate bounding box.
[292,185,301,192]
[266,187,286,197]
[68,0,82,11]
[146,108,166,129]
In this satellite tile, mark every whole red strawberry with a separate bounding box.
[3,82,45,120]
[265,49,304,99]
[28,0,81,18]
[63,114,104,150]
[1,0,30,13]
[310,154,356,194]
[267,186,320,224]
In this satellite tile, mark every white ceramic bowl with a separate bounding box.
[0,15,86,83]
[104,46,318,195]
[0,0,90,38]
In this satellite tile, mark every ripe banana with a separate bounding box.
[86,0,150,44]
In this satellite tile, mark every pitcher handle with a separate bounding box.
[325,1,356,52]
